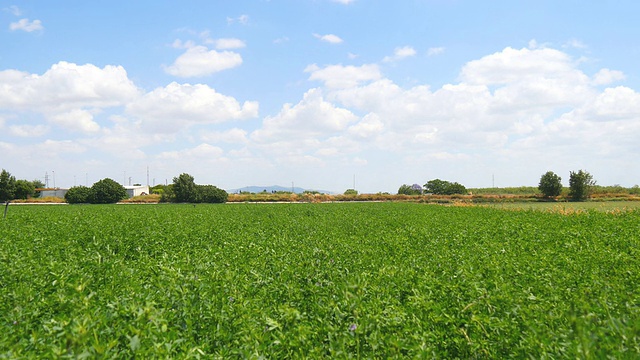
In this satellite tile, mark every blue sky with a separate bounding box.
[1,1,639,193]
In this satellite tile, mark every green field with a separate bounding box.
[1,203,639,358]
[488,200,640,213]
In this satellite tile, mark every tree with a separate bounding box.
[32,179,45,189]
[173,173,197,202]
[344,189,358,195]
[89,178,128,204]
[65,186,92,204]
[538,171,562,198]
[569,170,596,201]
[159,184,175,203]
[0,169,16,202]
[14,179,36,199]
[424,179,467,195]
[197,185,228,203]
[424,179,447,194]
[398,184,412,195]
[398,184,423,195]
[410,184,424,194]
[446,182,467,195]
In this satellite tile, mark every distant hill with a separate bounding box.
[228,185,333,194]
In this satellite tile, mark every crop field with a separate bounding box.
[1,203,639,358]
[488,200,640,213]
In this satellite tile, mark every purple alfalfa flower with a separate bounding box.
[228,296,235,303]
[349,323,357,332]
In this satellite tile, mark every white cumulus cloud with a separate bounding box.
[348,113,384,139]
[592,68,626,85]
[159,143,224,160]
[10,18,43,32]
[200,128,249,144]
[306,63,382,89]
[8,124,49,137]
[252,88,358,143]
[49,109,100,133]
[127,82,258,132]
[0,62,139,134]
[460,46,582,85]
[165,46,243,77]
[212,38,246,50]
[313,33,343,44]
[383,46,417,62]
[0,62,139,112]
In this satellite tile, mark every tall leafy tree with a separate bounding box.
[569,170,596,201]
[0,169,16,202]
[173,173,197,202]
[538,171,562,198]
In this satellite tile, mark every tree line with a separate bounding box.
[0,169,44,201]
[398,179,468,196]
[0,169,227,204]
[398,170,600,201]
[66,173,228,204]
[537,170,596,201]
[0,167,620,204]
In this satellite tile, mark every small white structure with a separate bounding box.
[124,185,150,198]
[39,188,68,198]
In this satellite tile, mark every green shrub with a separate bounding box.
[89,178,128,204]
[196,185,228,203]
[65,186,92,203]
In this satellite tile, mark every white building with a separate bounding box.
[124,185,150,198]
